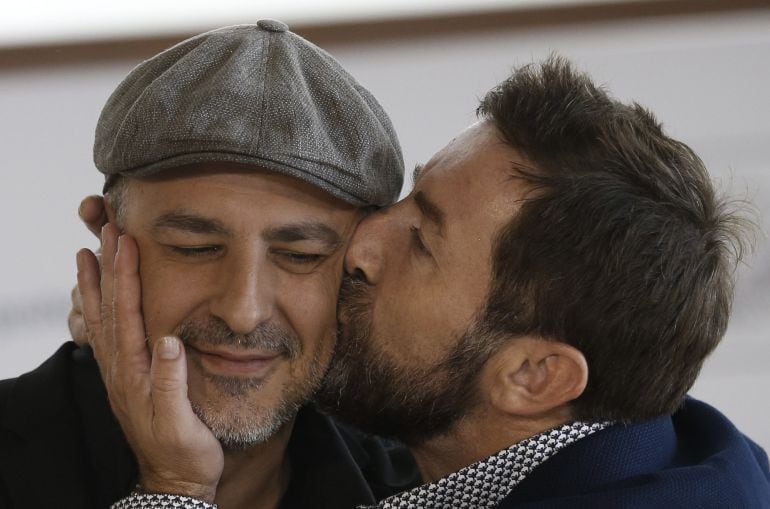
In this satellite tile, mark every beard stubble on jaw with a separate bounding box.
[175,316,325,449]
[317,277,489,446]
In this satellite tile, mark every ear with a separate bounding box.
[486,337,587,418]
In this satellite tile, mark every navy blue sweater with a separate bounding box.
[498,398,770,508]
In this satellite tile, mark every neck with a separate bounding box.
[409,407,572,482]
[214,417,295,509]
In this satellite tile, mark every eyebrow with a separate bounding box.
[152,212,232,236]
[414,191,446,235]
[263,222,343,250]
[151,212,343,249]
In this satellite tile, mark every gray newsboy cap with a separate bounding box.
[94,20,403,207]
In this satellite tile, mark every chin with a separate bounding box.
[190,397,296,450]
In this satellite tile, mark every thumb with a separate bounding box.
[142,337,222,502]
[150,337,198,430]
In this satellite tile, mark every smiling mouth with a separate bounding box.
[185,345,282,377]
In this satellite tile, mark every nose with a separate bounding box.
[344,210,388,285]
[209,255,274,335]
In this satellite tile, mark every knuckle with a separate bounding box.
[152,376,182,394]
[85,320,101,337]
[100,302,112,320]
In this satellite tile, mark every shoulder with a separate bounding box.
[0,343,92,507]
[671,397,770,504]
[0,342,82,426]
[0,378,15,413]
[500,399,770,507]
[0,343,136,509]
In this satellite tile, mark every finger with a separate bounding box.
[133,337,222,504]
[71,285,83,314]
[79,195,108,238]
[100,223,119,347]
[68,285,89,347]
[67,310,89,347]
[149,337,198,432]
[113,233,151,375]
[76,249,104,354]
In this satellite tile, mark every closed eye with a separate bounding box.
[170,245,222,257]
[273,251,325,264]
[410,226,432,256]
[270,249,328,274]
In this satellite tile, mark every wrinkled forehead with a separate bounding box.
[423,121,509,170]
[114,163,360,231]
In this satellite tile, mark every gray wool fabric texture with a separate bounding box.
[94,20,404,207]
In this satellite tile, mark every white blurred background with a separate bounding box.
[1,1,768,450]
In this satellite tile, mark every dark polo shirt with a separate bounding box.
[0,342,419,509]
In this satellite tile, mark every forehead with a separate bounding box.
[416,122,526,234]
[120,164,357,227]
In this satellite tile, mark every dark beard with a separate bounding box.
[317,276,492,446]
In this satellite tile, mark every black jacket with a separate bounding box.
[0,342,419,509]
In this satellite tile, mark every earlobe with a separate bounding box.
[487,338,588,418]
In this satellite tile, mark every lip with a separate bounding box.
[186,345,282,377]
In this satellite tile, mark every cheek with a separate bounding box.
[138,253,214,338]
[372,260,486,362]
[373,279,449,362]
[278,263,343,353]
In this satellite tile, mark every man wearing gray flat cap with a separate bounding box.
[0,21,418,509]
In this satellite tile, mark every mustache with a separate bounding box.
[337,275,373,325]
[176,317,301,359]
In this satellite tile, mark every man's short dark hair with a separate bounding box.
[476,55,751,422]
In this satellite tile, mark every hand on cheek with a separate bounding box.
[68,195,108,346]
[76,224,224,503]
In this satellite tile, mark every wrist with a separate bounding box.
[137,478,217,504]
[113,490,218,509]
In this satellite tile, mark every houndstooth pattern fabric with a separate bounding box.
[110,422,609,509]
[111,491,218,509]
[369,421,610,509]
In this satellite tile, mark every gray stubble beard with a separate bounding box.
[177,316,327,451]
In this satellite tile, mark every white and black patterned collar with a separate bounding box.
[368,421,611,509]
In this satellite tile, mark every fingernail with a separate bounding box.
[157,337,180,360]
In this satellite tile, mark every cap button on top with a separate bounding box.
[257,19,289,33]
